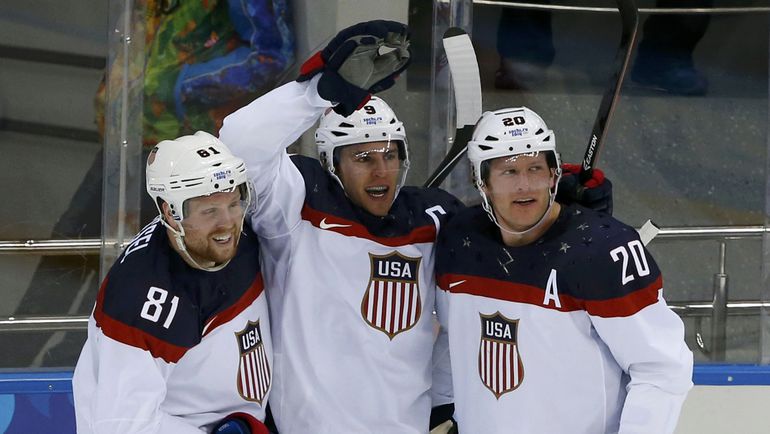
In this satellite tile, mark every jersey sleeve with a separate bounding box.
[431,288,454,409]
[219,77,332,238]
[431,214,463,410]
[585,232,693,434]
[75,324,203,434]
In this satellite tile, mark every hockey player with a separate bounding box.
[219,21,613,433]
[73,132,272,434]
[435,107,693,433]
[220,21,459,433]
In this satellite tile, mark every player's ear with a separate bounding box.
[161,201,180,230]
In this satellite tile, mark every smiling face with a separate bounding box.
[336,140,402,217]
[482,152,558,233]
[164,189,244,268]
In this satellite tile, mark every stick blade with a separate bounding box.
[442,28,482,128]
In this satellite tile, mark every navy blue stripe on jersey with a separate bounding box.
[438,272,662,317]
[94,276,188,363]
[301,203,437,246]
[94,219,263,361]
[203,273,265,337]
[436,204,662,303]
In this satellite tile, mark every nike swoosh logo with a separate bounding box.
[448,280,466,289]
[319,218,352,230]
[202,315,218,336]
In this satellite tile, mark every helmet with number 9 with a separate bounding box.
[314,96,410,189]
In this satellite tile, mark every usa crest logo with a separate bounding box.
[235,320,271,404]
[361,252,422,340]
[479,312,524,399]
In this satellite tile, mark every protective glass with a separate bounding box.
[181,183,251,228]
[335,139,408,179]
[482,153,556,196]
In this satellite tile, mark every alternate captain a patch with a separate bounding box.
[479,312,524,399]
[235,320,271,404]
[361,252,422,340]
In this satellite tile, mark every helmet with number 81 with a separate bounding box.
[146,131,252,271]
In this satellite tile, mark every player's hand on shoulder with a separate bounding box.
[212,412,270,434]
[297,20,410,116]
[556,163,613,215]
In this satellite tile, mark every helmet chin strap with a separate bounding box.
[158,217,231,272]
[158,184,253,273]
[479,169,562,240]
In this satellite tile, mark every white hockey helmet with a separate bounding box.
[467,106,560,189]
[467,107,562,236]
[315,96,409,185]
[146,131,250,222]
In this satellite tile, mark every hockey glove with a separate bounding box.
[297,20,411,116]
[430,420,458,434]
[556,163,613,215]
[212,412,270,434]
[430,403,458,434]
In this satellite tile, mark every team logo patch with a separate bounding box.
[479,312,524,399]
[361,252,422,340]
[235,320,271,404]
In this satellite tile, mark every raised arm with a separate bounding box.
[219,20,410,237]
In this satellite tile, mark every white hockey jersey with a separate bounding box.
[219,78,462,434]
[435,205,693,434]
[73,219,272,433]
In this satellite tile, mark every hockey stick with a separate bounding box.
[579,0,639,184]
[423,27,483,188]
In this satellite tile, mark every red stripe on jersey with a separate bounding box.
[301,204,437,246]
[203,274,265,337]
[438,273,662,317]
[583,275,662,318]
[94,277,188,363]
[438,273,582,312]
